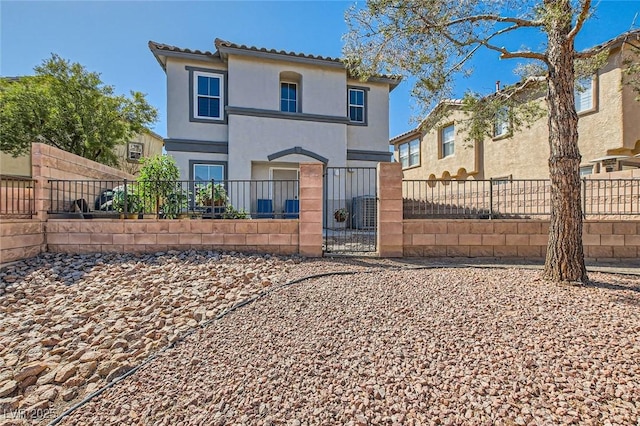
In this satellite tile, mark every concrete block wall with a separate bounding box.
[403,219,640,262]
[298,163,323,257]
[46,219,299,256]
[31,143,134,218]
[377,162,403,257]
[0,220,45,264]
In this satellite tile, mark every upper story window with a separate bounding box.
[441,124,455,158]
[280,82,298,113]
[494,107,510,138]
[348,88,366,123]
[399,139,420,169]
[574,76,595,113]
[192,70,224,121]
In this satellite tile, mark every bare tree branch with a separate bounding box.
[446,14,543,28]
[568,0,592,41]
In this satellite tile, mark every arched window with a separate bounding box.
[279,71,302,113]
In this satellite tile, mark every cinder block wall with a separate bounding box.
[0,220,45,264]
[31,143,134,218]
[403,219,640,262]
[46,219,299,256]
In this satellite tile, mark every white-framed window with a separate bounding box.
[280,82,298,113]
[127,142,143,161]
[193,163,225,183]
[574,76,594,113]
[580,165,593,176]
[194,71,223,120]
[348,88,366,123]
[441,124,455,158]
[399,139,420,169]
[494,107,510,138]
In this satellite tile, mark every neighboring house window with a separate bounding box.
[580,165,593,176]
[194,71,223,120]
[441,124,455,158]
[494,108,510,138]
[492,175,512,185]
[348,88,365,123]
[127,142,143,162]
[399,139,420,169]
[574,76,594,113]
[194,163,225,182]
[280,82,298,113]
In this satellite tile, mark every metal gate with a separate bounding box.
[323,167,377,254]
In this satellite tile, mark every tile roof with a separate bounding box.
[214,38,343,64]
[149,39,401,85]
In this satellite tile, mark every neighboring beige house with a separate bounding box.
[0,132,164,178]
[391,30,640,181]
[148,38,400,182]
[113,131,165,175]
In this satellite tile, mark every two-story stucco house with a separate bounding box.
[391,29,640,182]
[149,39,400,187]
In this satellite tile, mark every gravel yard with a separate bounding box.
[1,254,638,425]
[36,263,638,426]
[0,251,321,425]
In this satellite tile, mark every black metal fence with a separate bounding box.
[0,176,37,218]
[403,178,640,219]
[323,167,377,253]
[48,179,299,219]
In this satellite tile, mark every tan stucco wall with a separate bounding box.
[397,108,479,181]
[394,49,640,180]
[0,152,31,177]
[112,132,165,175]
[621,48,640,153]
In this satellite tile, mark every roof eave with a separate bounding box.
[216,45,345,69]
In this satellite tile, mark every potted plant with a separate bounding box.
[195,182,228,207]
[112,187,143,219]
[334,208,349,223]
[161,186,191,219]
[221,204,248,219]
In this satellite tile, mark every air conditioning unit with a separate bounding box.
[351,195,377,230]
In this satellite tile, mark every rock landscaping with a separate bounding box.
[0,251,304,424]
[1,254,639,425]
[61,266,640,425]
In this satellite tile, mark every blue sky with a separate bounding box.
[1,0,639,140]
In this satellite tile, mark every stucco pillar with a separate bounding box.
[299,162,323,257]
[377,162,403,257]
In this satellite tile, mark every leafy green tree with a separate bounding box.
[345,0,637,283]
[0,54,157,167]
[136,155,181,218]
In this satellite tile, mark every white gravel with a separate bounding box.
[52,266,640,426]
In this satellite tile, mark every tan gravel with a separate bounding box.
[55,266,640,426]
[0,251,304,424]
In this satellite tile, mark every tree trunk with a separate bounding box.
[542,0,588,283]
